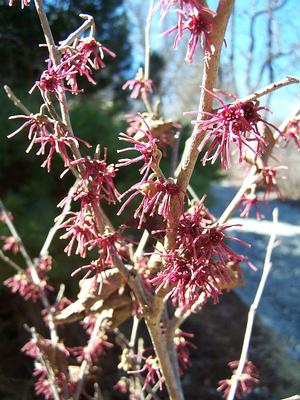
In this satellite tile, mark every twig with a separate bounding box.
[0,199,59,344]
[58,14,95,50]
[4,85,31,115]
[144,0,154,81]
[145,319,184,400]
[130,316,140,348]
[27,326,60,400]
[227,208,279,400]
[218,166,257,224]
[168,292,206,337]
[0,249,23,273]
[40,179,79,257]
[74,310,112,400]
[241,75,300,103]
[134,229,150,262]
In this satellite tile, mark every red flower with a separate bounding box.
[162,4,216,62]
[240,193,264,220]
[174,329,196,374]
[118,176,182,228]
[282,116,300,149]
[122,69,154,99]
[60,48,97,93]
[129,356,163,391]
[117,120,161,182]
[76,37,116,70]
[30,61,79,98]
[217,360,259,399]
[261,165,286,200]
[9,113,91,172]
[5,256,53,302]
[63,153,119,205]
[195,91,279,169]
[1,235,20,254]
[58,211,97,258]
[70,334,113,364]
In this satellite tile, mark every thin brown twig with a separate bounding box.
[0,249,23,273]
[40,179,80,257]
[58,14,95,50]
[227,208,279,400]
[4,85,31,115]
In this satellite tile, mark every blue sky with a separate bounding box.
[127,0,300,122]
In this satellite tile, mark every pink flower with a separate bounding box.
[58,211,97,258]
[174,329,196,374]
[118,177,182,228]
[85,227,124,264]
[195,91,279,169]
[162,4,216,62]
[151,200,249,307]
[240,193,264,220]
[117,120,161,182]
[129,356,163,391]
[4,256,53,302]
[76,37,116,70]
[217,360,259,399]
[122,70,154,99]
[282,116,300,149]
[70,334,113,364]
[63,153,119,205]
[8,0,30,8]
[151,251,231,307]
[60,48,97,92]
[260,165,286,200]
[9,113,91,172]
[1,235,20,254]
[30,61,79,98]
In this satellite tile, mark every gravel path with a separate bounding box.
[211,184,300,360]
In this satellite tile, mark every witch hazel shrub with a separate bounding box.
[1,1,299,399]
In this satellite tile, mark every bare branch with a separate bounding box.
[0,249,23,273]
[4,85,31,115]
[227,208,279,400]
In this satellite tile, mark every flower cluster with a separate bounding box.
[117,120,161,182]
[195,92,279,169]
[8,112,91,172]
[70,332,113,364]
[31,37,115,99]
[160,2,216,62]
[22,337,75,399]
[4,256,53,302]
[217,360,259,399]
[118,175,181,228]
[151,199,248,308]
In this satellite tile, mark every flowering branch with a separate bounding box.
[175,0,234,196]
[226,208,278,400]
[0,199,59,344]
